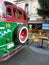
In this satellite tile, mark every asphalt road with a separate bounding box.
[0,46,49,65]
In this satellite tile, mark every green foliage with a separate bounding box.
[38,0,49,9]
[38,0,49,17]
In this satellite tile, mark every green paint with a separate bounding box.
[0,22,28,56]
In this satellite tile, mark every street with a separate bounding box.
[0,45,49,65]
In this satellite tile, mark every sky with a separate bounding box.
[0,0,15,11]
[0,0,15,3]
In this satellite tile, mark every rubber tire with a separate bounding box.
[13,26,28,45]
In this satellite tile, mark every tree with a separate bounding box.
[38,0,49,17]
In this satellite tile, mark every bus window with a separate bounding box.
[13,8,18,18]
[13,8,22,18]
[7,8,12,16]
[18,10,22,18]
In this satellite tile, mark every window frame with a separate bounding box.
[13,7,23,19]
[6,5,13,17]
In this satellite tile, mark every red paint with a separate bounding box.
[3,55,8,59]
[0,58,3,60]
[6,5,28,24]
[9,50,16,55]
[0,3,28,24]
[20,29,27,41]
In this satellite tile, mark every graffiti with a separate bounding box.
[0,29,12,37]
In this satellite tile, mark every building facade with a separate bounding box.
[15,0,42,20]
[16,0,47,20]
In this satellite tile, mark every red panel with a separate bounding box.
[3,55,8,59]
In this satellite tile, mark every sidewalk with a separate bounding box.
[29,39,49,55]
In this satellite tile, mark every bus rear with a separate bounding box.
[0,1,28,61]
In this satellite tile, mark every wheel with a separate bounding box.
[13,26,28,45]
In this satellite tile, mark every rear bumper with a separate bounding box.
[0,45,26,62]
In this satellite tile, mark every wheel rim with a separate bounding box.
[19,26,28,44]
[20,29,27,41]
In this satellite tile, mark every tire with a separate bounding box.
[13,25,28,45]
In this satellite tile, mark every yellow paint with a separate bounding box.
[6,23,10,28]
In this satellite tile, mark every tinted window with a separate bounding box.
[7,8,12,16]
[18,10,22,18]
[13,8,22,18]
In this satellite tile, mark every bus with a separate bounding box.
[0,1,28,61]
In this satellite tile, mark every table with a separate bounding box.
[38,36,48,48]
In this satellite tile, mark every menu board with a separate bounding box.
[42,24,49,30]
